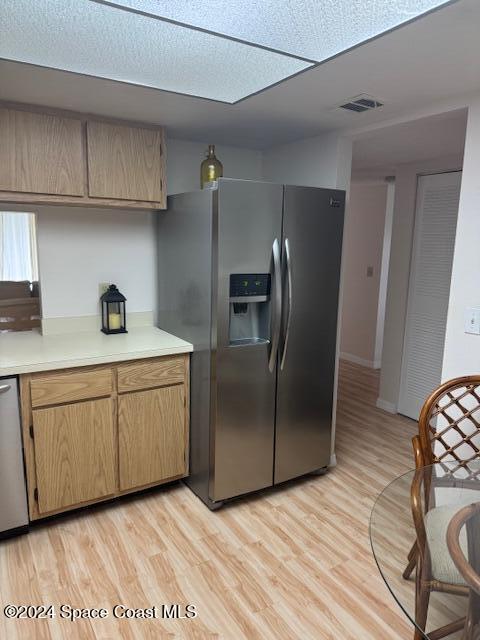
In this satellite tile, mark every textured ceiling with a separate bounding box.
[0,0,478,148]
[0,0,453,103]
[0,0,310,103]
[96,0,453,61]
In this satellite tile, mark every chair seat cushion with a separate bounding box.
[425,504,469,585]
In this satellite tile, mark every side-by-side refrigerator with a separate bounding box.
[157,178,344,509]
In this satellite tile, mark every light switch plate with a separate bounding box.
[465,308,480,335]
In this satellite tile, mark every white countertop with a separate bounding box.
[0,326,193,376]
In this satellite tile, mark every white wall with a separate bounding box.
[374,179,395,368]
[340,183,387,368]
[377,154,464,412]
[34,206,157,319]
[442,95,480,380]
[262,131,352,190]
[167,138,263,194]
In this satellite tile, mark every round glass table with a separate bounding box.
[370,462,480,639]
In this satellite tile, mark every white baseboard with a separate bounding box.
[340,352,376,369]
[376,397,397,414]
[329,453,337,468]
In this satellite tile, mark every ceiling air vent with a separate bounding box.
[338,95,384,113]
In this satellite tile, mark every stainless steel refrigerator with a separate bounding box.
[157,178,344,509]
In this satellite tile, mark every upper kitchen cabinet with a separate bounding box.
[87,120,165,204]
[0,103,166,210]
[0,108,84,196]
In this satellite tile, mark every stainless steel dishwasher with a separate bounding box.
[0,377,29,538]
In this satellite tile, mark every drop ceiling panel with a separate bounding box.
[0,0,310,103]
[102,0,454,61]
[0,0,474,149]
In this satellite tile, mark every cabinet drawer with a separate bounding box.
[117,356,185,393]
[30,368,113,408]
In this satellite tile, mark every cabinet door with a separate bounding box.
[0,108,84,196]
[32,398,116,514]
[87,120,165,203]
[118,385,186,491]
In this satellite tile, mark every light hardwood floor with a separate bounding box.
[0,361,419,639]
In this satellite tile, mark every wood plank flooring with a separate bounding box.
[1,361,420,639]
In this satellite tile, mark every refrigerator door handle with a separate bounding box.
[268,238,282,372]
[280,237,293,371]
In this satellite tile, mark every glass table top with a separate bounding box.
[370,461,480,639]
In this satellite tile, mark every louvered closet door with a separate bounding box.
[398,172,461,420]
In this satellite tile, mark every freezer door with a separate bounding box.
[275,186,344,484]
[212,179,283,501]
[158,190,214,505]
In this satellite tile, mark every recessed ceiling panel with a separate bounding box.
[103,0,454,61]
[0,0,311,104]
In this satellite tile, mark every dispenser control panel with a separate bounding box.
[229,274,271,297]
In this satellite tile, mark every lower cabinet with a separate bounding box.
[118,385,186,491]
[32,398,116,514]
[20,354,189,520]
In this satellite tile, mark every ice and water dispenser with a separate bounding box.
[228,274,271,345]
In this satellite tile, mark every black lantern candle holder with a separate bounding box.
[101,284,127,334]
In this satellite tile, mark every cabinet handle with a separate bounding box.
[0,384,11,395]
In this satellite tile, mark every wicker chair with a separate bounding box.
[406,375,480,640]
[447,503,480,640]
